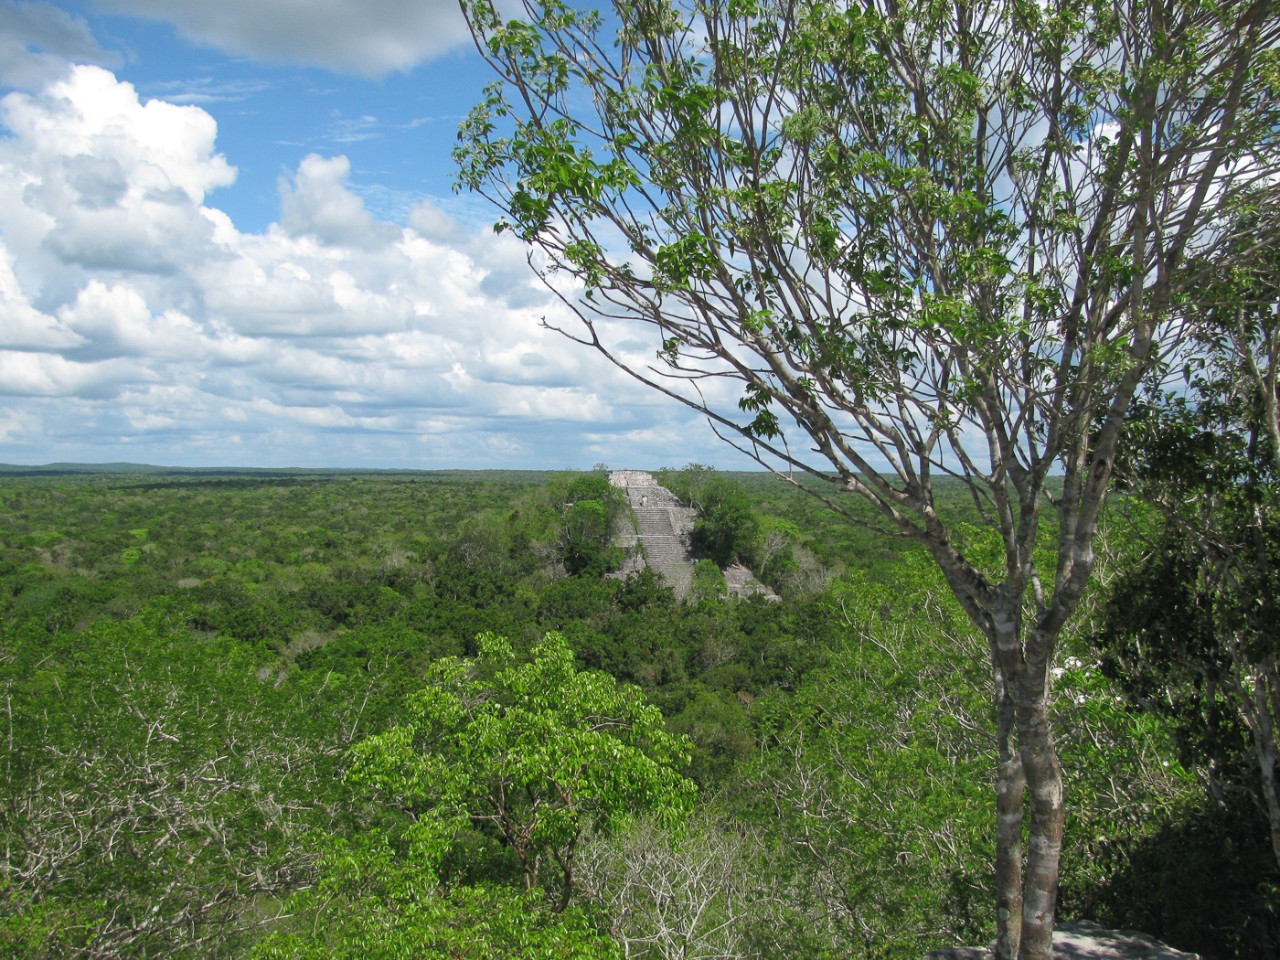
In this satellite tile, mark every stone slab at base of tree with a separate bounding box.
[923,921,1200,960]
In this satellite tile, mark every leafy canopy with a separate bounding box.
[347,631,695,907]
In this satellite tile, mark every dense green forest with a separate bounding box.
[0,467,1274,959]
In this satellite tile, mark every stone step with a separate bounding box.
[609,469,771,601]
[610,471,700,598]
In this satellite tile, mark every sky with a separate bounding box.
[0,0,743,471]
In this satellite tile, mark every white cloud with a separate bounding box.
[56,280,208,360]
[0,404,38,442]
[278,154,397,249]
[93,0,472,78]
[408,200,461,242]
[0,349,141,397]
[142,77,273,107]
[491,384,613,422]
[4,65,235,201]
[246,396,398,430]
[0,59,722,469]
[0,63,236,287]
[0,240,84,348]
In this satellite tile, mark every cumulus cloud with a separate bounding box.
[57,280,210,360]
[0,240,84,349]
[4,65,235,202]
[0,64,236,288]
[407,200,461,242]
[0,350,140,398]
[278,154,394,249]
[93,0,472,77]
[0,58,709,468]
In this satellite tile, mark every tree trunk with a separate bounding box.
[1016,694,1065,960]
[994,676,1025,960]
[988,604,1066,960]
[1244,664,1280,870]
[995,754,1027,960]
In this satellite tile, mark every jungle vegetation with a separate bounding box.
[0,465,1273,959]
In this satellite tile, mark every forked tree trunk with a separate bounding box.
[990,694,1064,960]
[988,609,1066,960]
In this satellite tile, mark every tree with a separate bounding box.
[557,471,628,575]
[346,631,695,912]
[690,557,729,601]
[577,815,774,960]
[1098,219,1280,869]
[251,842,624,960]
[455,1,1280,956]
[655,462,718,511]
[742,566,996,959]
[692,477,761,567]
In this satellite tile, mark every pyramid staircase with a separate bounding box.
[608,470,697,599]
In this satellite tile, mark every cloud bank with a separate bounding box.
[0,60,705,469]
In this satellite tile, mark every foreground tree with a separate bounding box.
[259,633,694,958]
[346,631,695,911]
[456,1,1280,956]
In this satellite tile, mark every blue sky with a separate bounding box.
[0,0,739,470]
